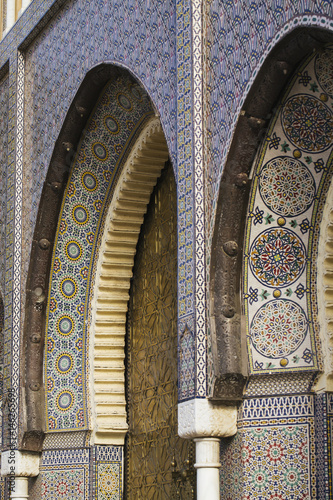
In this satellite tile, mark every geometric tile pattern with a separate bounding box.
[3,61,17,450]
[96,462,121,500]
[30,448,90,500]
[0,74,8,297]
[1,1,332,425]
[327,394,333,499]
[45,77,153,431]
[192,0,207,399]
[176,0,197,400]
[0,0,177,437]
[314,393,329,499]
[205,2,333,250]
[43,431,89,450]
[221,395,316,499]
[10,51,24,451]
[243,47,333,374]
[30,446,123,500]
[179,324,196,401]
[176,0,206,399]
[245,372,317,397]
[94,446,123,500]
[21,0,177,292]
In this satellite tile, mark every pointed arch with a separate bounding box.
[209,27,333,401]
[89,117,169,444]
[22,64,172,450]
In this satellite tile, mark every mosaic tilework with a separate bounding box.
[43,431,89,449]
[2,50,21,450]
[192,0,207,398]
[245,372,317,397]
[45,76,153,431]
[220,395,316,499]
[243,47,333,374]
[205,2,333,251]
[30,445,123,499]
[0,0,177,440]
[31,448,90,499]
[179,325,196,400]
[10,50,24,449]
[93,446,123,500]
[314,393,329,499]
[0,73,8,298]
[176,0,196,398]
[21,0,177,295]
[327,393,333,497]
[176,0,206,399]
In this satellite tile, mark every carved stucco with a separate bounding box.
[89,117,169,444]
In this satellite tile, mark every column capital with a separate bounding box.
[1,450,40,477]
[178,399,237,438]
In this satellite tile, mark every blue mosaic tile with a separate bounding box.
[30,445,123,499]
[31,448,91,500]
[0,74,8,298]
[315,393,329,499]
[93,446,123,500]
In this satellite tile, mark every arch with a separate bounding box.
[22,64,170,451]
[209,27,333,401]
[242,45,333,376]
[89,117,169,444]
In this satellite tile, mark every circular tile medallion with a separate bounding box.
[282,94,333,153]
[250,299,307,358]
[56,390,74,411]
[249,228,306,287]
[315,48,333,98]
[56,353,74,374]
[259,156,315,216]
[57,315,75,336]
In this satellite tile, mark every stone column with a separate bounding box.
[194,438,221,500]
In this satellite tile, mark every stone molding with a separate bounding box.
[1,450,40,477]
[178,399,237,439]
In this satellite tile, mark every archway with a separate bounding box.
[211,33,333,499]
[209,27,333,401]
[23,64,194,497]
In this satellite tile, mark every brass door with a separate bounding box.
[125,162,196,499]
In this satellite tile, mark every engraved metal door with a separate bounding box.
[125,163,196,499]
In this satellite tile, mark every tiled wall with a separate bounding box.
[29,445,123,500]
[205,0,333,249]
[243,46,333,376]
[221,395,316,499]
